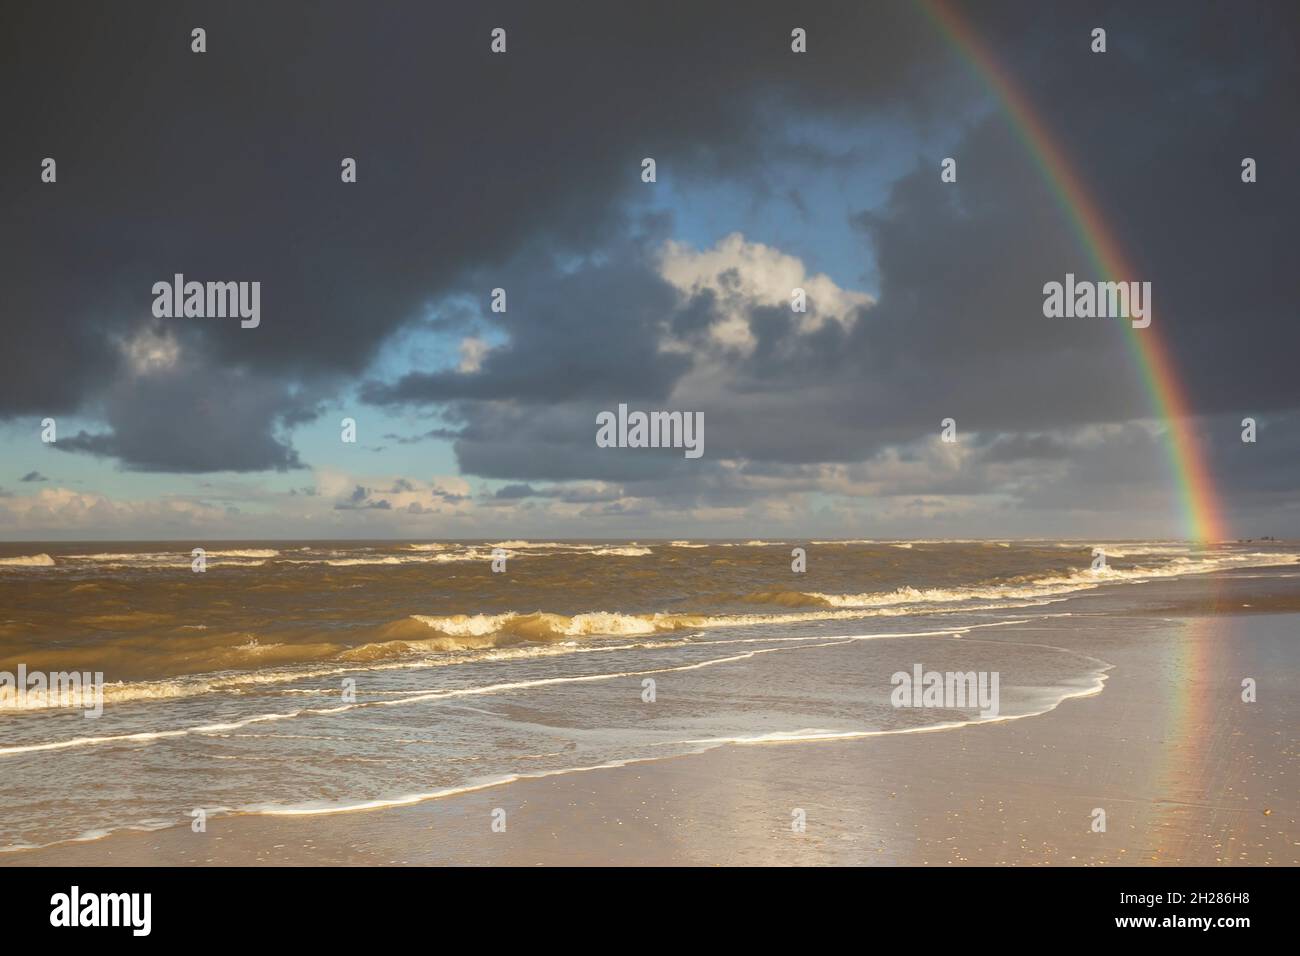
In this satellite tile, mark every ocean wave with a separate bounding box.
[489,541,652,556]
[1,600,1066,714]
[742,590,832,608]
[59,549,276,566]
[66,552,163,561]
[402,601,1053,647]
[410,610,697,641]
[1091,544,1192,557]
[791,551,1300,609]
[279,551,494,566]
[288,556,412,566]
[488,540,576,549]
[0,553,55,567]
[280,545,651,566]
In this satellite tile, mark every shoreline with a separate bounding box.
[7,607,1296,866]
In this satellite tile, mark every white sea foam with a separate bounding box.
[60,549,275,566]
[1092,544,1193,557]
[0,553,55,567]
[278,544,651,566]
[489,540,567,548]
[228,624,1111,822]
[810,551,1298,608]
[280,551,490,566]
[412,610,668,638]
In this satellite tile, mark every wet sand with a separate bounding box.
[8,608,1296,866]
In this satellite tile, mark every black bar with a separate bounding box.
[1,866,1281,940]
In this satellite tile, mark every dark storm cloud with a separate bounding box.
[493,484,536,500]
[489,482,623,504]
[333,485,391,510]
[382,428,461,445]
[361,236,689,406]
[975,434,1071,464]
[0,0,966,471]
[19,471,48,482]
[1193,411,1300,534]
[53,358,308,472]
[449,400,693,484]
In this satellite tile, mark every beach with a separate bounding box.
[1,541,1295,866]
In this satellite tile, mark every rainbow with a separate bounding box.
[920,0,1225,543]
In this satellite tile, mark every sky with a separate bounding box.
[1,0,1297,541]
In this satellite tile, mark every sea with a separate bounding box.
[0,537,1295,851]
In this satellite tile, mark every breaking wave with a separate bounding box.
[0,553,55,567]
[750,551,1300,610]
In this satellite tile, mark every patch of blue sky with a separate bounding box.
[641,105,977,296]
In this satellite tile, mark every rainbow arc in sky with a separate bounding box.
[921,0,1225,543]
